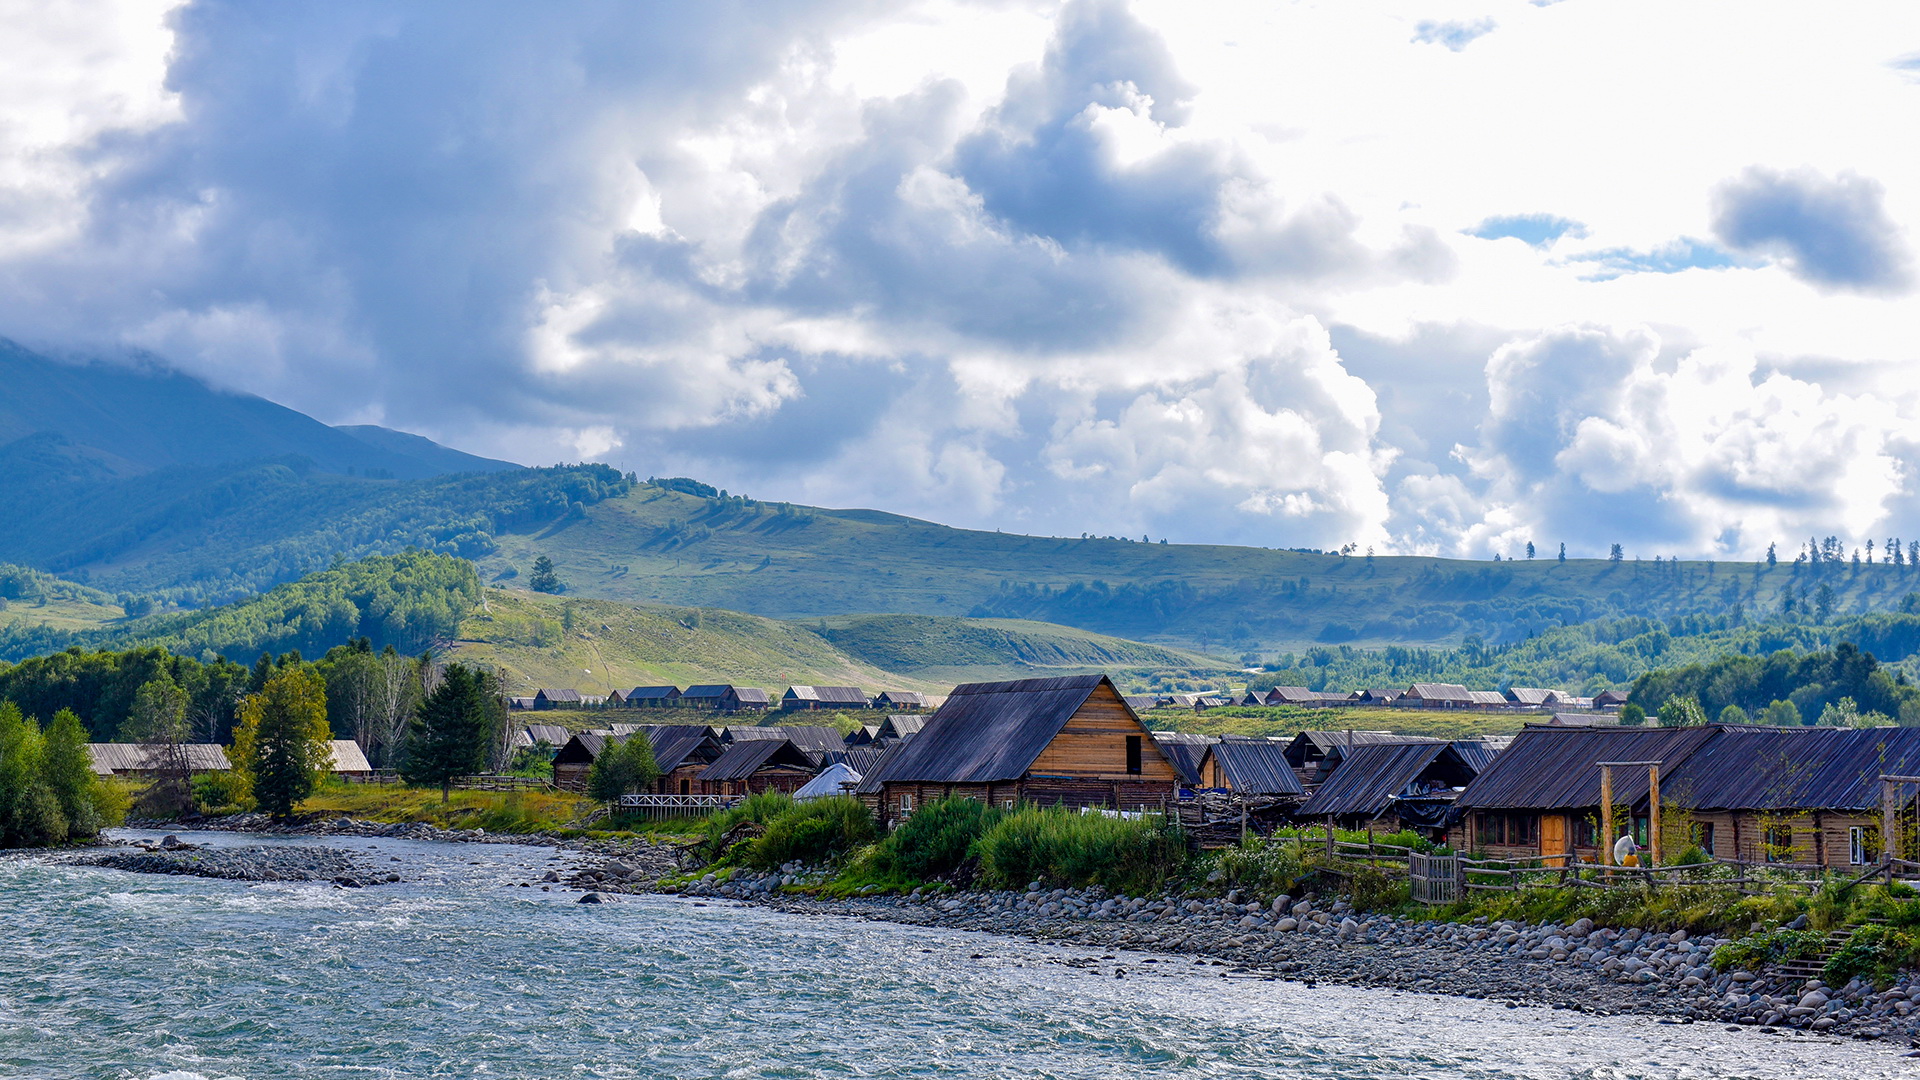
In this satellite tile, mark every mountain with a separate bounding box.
[0,340,518,480]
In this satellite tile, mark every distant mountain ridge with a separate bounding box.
[0,340,518,480]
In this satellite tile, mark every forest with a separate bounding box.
[0,551,480,663]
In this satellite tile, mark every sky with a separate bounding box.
[2,0,1918,559]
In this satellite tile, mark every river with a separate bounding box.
[0,829,1905,1079]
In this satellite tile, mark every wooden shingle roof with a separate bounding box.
[864,675,1124,785]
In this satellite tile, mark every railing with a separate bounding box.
[1409,852,1461,904]
[616,793,738,818]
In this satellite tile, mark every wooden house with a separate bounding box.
[1122,694,1166,713]
[1295,740,1485,832]
[327,740,374,778]
[533,688,583,710]
[1280,730,1415,785]
[509,696,537,710]
[1453,725,1722,862]
[696,739,819,796]
[1506,687,1562,708]
[625,685,683,708]
[861,675,1180,828]
[782,685,869,710]
[682,685,734,711]
[1468,690,1510,709]
[1400,683,1473,709]
[873,691,929,710]
[644,727,726,796]
[1660,726,1920,867]
[1592,689,1630,709]
[1264,686,1325,706]
[1355,688,1402,705]
[1193,737,1306,797]
[731,687,773,713]
[845,725,883,747]
[551,731,612,789]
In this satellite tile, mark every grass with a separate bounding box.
[297,781,598,834]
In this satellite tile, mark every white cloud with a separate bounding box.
[0,0,1916,557]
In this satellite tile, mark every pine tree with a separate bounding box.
[402,663,495,802]
[1766,542,1777,566]
[1558,543,1566,563]
[236,667,332,819]
[1525,542,1536,560]
[1608,543,1624,562]
[528,556,562,594]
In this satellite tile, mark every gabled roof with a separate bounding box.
[819,746,890,775]
[1265,686,1322,704]
[1455,725,1721,812]
[1662,726,1920,813]
[1297,741,1482,819]
[698,738,818,782]
[864,675,1137,785]
[1468,690,1509,706]
[1207,738,1306,795]
[877,714,925,740]
[525,723,571,747]
[727,725,790,741]
[732,687,772,705]
[327,740,373,773]
[1506,687,1561,706]
[1593,689,1630,706]
[86,743,232,774]
[1405,683,1472,703]
[1357,688,1402,702]
[876,690,929,706]
[626,685,682,700]
[682,684,733,700]
[1122,695,1164,712]
[552,731,614,765]
[535,688,583,703]
[780,726,852,753]
[785,685,868,705]
[648,731,724,774]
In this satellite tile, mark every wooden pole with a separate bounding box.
[1648,764,1662,867]
[1884,776,1900,865]
[1600,765,1615,867]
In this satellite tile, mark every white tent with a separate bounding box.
[792,761,863,802]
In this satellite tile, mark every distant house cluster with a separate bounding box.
[509,684,937,715]
[1133,683,1627,715]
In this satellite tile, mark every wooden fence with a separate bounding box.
[1269,826,1845,904]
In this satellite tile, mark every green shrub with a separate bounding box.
[11,781,68,846]
[1712,928,1831,973]
[975,806,1187,896]
[1825,924,1920,986]
[1213,837,1312,898]
[192,771,254,813]
[872,796,1005,882]
[697,791,796,863]
[745,797,876,870]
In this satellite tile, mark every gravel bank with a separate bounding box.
[73,843,381,885]
[650,866,1920,1043]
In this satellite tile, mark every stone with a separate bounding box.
[579,892,604,904]
[1275,918,1299,932]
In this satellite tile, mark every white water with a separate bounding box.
[0,830,1903,1079]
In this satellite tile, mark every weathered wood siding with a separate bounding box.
[1028,683,1178,782]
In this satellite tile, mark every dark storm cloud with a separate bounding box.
[1710,166,1913,292]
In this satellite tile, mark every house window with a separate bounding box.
[1574,816,1599,849]
[679,777,691,796]
[1125,735,1143,775]
[1765,825,1794,863]
[1851,826,1870,865]
[900,792,915,813]
[1475,813,1538,847]
[1694,822,1715,856]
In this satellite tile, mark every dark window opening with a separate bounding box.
[1125,735,1143,775]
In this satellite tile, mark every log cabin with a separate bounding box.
[862,675,1180,829]
[696,738,818,796]
[1193,737,1305,797]
[1294,740,1486,833]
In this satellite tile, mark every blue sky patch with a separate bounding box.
[1567,238,1741,280]
[1412,19,1496,51]
[1468,213,1585,247]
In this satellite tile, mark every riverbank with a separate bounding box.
[645,866,1920,1043]
[85,812,1920,1044]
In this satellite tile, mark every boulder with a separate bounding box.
[578,892,604,904]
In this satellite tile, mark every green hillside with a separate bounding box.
[0,564,125,633]
[476,483,1918,651]
[446,590,1241,697]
